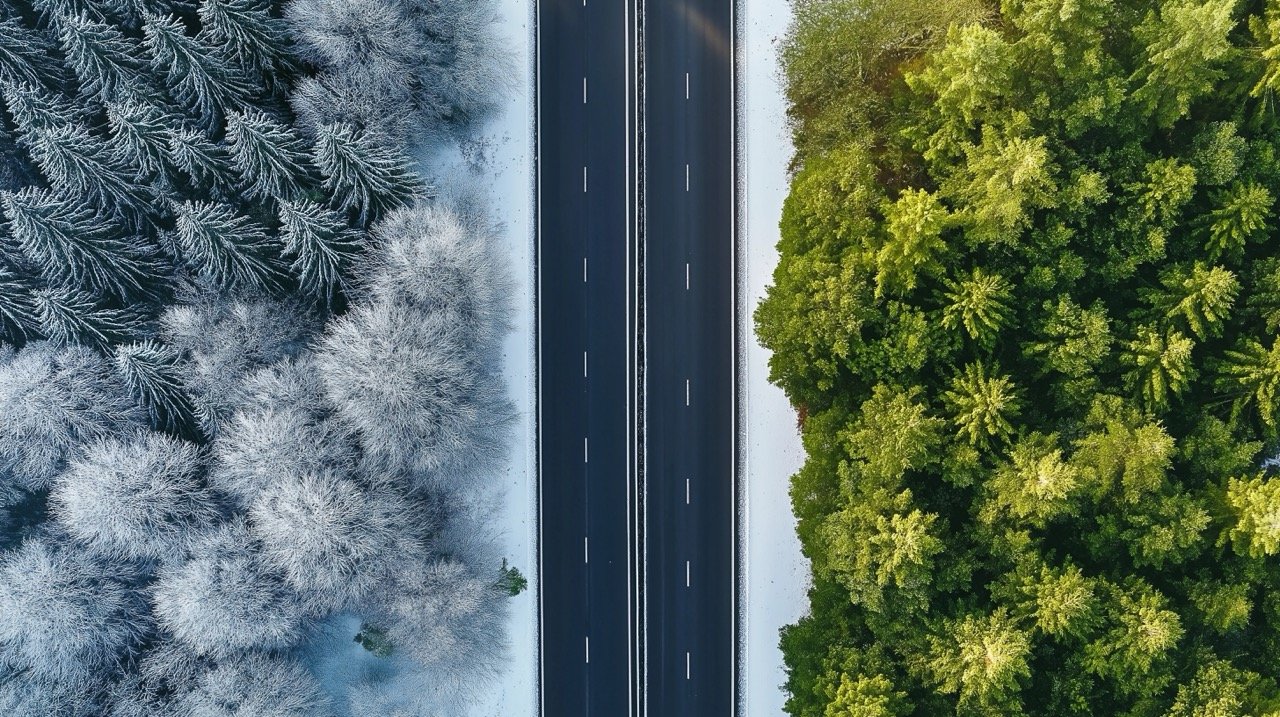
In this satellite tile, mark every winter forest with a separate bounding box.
[0,0,518,712]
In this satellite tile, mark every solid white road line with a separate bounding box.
[583,166,587,193]
[686,560,690,587]
[685,379,690,406]
[584,437,589,463]
[583,76,587,104]
[585,536,589,564]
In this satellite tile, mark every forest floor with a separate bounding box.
[739,0,809,713]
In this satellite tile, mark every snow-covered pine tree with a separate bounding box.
[49,432,217,563]
[143,13,252,129]
[225,109,312,202]
[151,521,306,657]
[166,127,232,192]
[108,100,174,181]
[1,80,83,139]
[277,198,359,301]
[172,200,278,290]
[1,187,154,297]
[97,0,175,29]
[33,286,137,348]
[313,122,421,225]
[114,340,199,431]
[197,0,294,73]
[0,18,63,89]
[31,0,105,27]
[0,265,38,342]
[0,539,148,687]
[25,123,156,220]
[0,341,143,492]
[57,12,145,103]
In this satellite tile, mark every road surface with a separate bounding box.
[535,0,639,711]
[641,0,736,712]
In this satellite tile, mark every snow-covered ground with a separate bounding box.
[739,0,808,714]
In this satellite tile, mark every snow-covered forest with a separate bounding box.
[0,0,518,712]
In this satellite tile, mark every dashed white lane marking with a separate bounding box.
[685,478,690,505]
[685,262,690,290]
[685,163,689,191]
[583,257,587,282]
[583,76,587,104]
[586,636,590,663]
[685,379,690,406]
[584,437,589,463]
[583,166,587,193]
[685,72,690,99]
[685,560,690,587]
[584,536,589,564]
[686,651,690,680]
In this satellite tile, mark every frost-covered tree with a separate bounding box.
[225,109,312,202]
[172,200,278,289]
[167,127,233,192]
[143,13,252,128]
[114,340,200,431]
[0,19,63,89]
[152,521,307,656]
[313,123,420,225]
[25,122,156,219]
[1,187,154,298]
[0,266,38,342]
[173,654,332,717]
[197,0,294,72]
[0,668,106,717]
[107,100,175,180]
[50,432,216,562]
[0,539,148,686]
[0,79,82,135]
[277,199,361,302]
[289,68,413,143]
[57,11,144,102]
[33,286,138,348]
[373,558,505,691]
[249,469,417,613]
[160,296,314,428]
[0,341,141,491]
[213,406,356,506]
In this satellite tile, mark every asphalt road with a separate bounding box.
[641,0,736,712]
[537,0,734,711]
[536,0,639,712]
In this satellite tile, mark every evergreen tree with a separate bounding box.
[0,265,38,342]
[171,200,278,290]
[24,123,155,220]
[313,122,420,225]
[225,109,312,202]
[1122,325,1195,412]
[107,100,173,181]
[1,80,83,138]
[57,11,145,102]
[1131,0,1237,128]
[1144,262,1238,340]
[942,362,1023,448]
[1,187,153,298]
[1224,475,1280,558]
[277,199,360,302]
[0,18,62,89]
[940,267,1012,347]
[1219,336,1280,431]
[197,0,294,72]
[142,13,251,128]
[875,188,947,297]
[166,127,232,190]
[924,609,1032,712]
[1205,181,1272,261]
[33,286,136,348]
[113,340,198,432]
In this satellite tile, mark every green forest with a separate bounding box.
[759,0,1280,714]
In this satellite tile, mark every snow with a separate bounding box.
[738,0,808,714]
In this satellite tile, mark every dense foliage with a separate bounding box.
[761,0,1280,714]
[0,0,514,713]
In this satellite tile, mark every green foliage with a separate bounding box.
[354,623,393,658]
[496,558,527,596]
[768,0,1280,712]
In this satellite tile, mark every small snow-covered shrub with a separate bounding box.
[0,539,148,686]
[152,521,306,656]
[50,432,217,562]
[0,341,142,491]
[249,469,417,612]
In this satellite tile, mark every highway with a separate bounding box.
[641,0,736,712]
[537,0,735,710]
[536,0,639,711]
